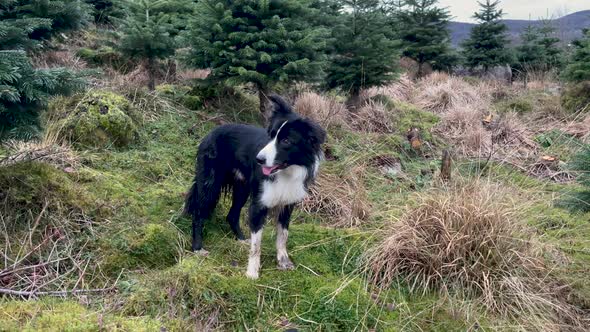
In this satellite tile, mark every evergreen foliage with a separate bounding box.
[118,0,194,90]
[537,18,564,71]
[0,0,90,139]
[461,0,512,72]
[514,24,544,82]
[85,0,124,25]
[187,0,328,112]
[563,29,590,82]
[562,145,590,212]
[397,0,454,77]
[325,0,400,101]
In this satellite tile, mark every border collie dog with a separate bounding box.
[184,95,326,279]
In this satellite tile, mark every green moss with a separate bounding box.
[0,299,160,331]
[562,81,590,113]
[0,162,99,227]
[123,224,394,330]
[103,223,183,273]
[49,91,139,148]
[498,97,534,114]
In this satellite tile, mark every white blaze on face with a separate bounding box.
[257,121,288,176]
[246,230,262,279]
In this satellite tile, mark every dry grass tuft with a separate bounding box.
[364,181,586,330]
[350,100,395,133]
[294,91,348,131]
[302,166,370,228]
[413,73,490,114]
[0,126,79,169]
[177,68,210,82]
[362,74,415,103]
[30,50,87,70]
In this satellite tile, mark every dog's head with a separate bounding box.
[256,95,326,176]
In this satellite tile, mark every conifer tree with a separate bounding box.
[563,28,590,82]
[325,0,400,103]
[537,18,564,71]
[461,0,512,73]
[0,0,89,139]
[85,0,124,25]
[187,0,328,113]
[514,24,544,84]
[397,0,454,77]
[118,0,194,90]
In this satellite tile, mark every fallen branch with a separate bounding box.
[0,286,115,298]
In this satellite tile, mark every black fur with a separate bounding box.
[185,95,326,251]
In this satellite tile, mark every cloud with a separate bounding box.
[439,0,589,22]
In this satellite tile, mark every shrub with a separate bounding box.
[561,81,590,113]
[498,97,534,114]
[364,181,584,329]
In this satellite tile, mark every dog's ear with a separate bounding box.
[292,118,326,147]
[268,94,293,115]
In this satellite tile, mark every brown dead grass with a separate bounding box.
[301,166,370,228]
[350,100,395,133]
[364,181,587,330]
[30,50,87,70]
[294,91,348,131]
[0,125,79,169]
[412,72,491,114]
[362,74,415,103]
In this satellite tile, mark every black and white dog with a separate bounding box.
[184,95,326,279]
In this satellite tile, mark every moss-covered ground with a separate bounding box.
[1,84,589,331]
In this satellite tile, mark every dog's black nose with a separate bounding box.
[256,156,266,165]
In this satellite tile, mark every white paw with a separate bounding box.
[245,270,259,280]
[277,258,295,271]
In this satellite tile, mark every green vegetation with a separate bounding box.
[0,0,90,138]
[461,0,513,72]
[118,0,194,90]
[49,91,139,148]
[1,1,590,330]
[326,0,400,102]
[187,0,328,112]
[563,28,590,82]
[397,0,455,76]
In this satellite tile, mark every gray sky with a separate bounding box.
[439,0,590,22]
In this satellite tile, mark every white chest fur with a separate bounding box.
[260,165,309,208]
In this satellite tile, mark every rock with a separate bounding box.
[51,91,139,149]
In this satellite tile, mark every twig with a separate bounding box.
[0,287,115,298]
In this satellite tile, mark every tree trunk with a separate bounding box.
[440,150,452,182]
[167,58,177,82]
[258,86,270,115]
[417,62,424,79]
[346,89,362,111]
[147,57,156,91]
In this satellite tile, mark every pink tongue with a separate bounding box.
[262,166,278,176]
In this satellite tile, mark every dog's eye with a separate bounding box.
[281,138,291,145]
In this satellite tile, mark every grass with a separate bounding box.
[1,74,589,331]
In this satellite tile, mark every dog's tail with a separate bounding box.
[183,180,199,217]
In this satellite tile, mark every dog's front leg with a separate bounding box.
[276,204,295,270]
[246,204,268,279]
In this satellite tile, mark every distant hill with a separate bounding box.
[449,10,590,47]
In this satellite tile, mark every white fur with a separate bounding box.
[260,165,309,208]
[246,230,262,279]
[276,223,289,263]
[233,169,245,181]
[257,121,288,167]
